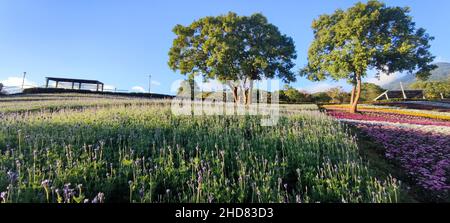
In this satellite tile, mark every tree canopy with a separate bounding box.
[327,87,350,104]
[411,79,450,99]
[300,0,436,112]
[278,85,312,103]
[168,12,297,104]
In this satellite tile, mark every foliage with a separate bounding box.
[168,12,297,103]
[411,79,450,99]
[326,87,350,104]
[360,83,386,102]
[300,0,436,112]
[278,85,312,103]
[311,92,332,104]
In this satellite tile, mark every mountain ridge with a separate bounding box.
[383,62,450,90]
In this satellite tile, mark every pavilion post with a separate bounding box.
[55,81,59,88]
[400,82,407,99]
[101,84,104,92]
[79,83,82,89]
[96,84,99,92]
[46,78,49,88]
[72,82,75,89]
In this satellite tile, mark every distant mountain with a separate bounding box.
[383,62,450,90]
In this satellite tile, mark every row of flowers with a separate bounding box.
[354,123,450,200]
[327,110,450,128]
[324,104,450,121]
[374,102,450,112]
[326,105,450,201]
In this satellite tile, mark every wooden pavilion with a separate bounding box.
[45,77,104,92]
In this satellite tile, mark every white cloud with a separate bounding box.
[0,76,38,93]
[0,76,37,88]
[435,56,449,63]
[366,72,403,86]
[131,86,146,93]
[301,82,336,93]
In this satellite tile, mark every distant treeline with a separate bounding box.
[276,83,386,104]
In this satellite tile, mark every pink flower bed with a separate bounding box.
[327,110,450,127]
[356,123,450,200]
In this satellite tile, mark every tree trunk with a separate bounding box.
[244,80,254,105]
[248,79,253,105]
[350,75,362,113]
[232,86,239,103]
[350,85,356,105]
[190,78,195,101]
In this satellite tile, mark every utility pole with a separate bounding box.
[21,72,26,89]
[148,74,152,95]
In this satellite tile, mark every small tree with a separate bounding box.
[301,0,436,113]
[360,83,386,102]
[312,92,332,104]
[326,87,348,104]
[169,12,297,105]
[284,85,302,103]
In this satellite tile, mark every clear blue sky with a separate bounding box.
[1,0,449,94]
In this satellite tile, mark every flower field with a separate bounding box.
[324,104,450,121]
[0,94,399,203]
[326,105,450,201]
[374,101,450,112]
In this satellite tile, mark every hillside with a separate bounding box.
[383,62,450,90]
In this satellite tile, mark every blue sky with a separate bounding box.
[1,0,449,94]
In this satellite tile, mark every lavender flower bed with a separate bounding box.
[355,123,450,201]
[328,110,450,127]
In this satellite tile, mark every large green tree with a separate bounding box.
[300,0,436,113]
[168,12,297,104]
